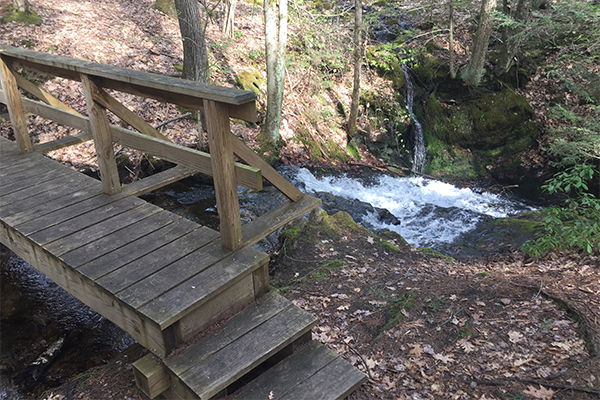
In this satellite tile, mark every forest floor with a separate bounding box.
[1,0,599,399]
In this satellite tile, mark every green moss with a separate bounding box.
[413,50,449,82]
[325,138,348,162]
[419,247,454,260]
[153,0,178,18]
[381,240,402,253]
[346,140,362,160]
[3,6,42,25]
[374,290,418,342]
[234,70,264,97]
[493,217,543,234]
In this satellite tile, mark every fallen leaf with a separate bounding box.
[433,353,455,364]
[367,236,374,244]
[457,338,475,353]
[508,331,524,343]
[523,385,555,399]
[409,343,424,357]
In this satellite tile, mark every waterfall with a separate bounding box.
[401,64,427,172]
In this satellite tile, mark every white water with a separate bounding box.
[293,168,532,248]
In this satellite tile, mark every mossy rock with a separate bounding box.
[412,50,449,82]
[154,0,178,18]
[3,6,42,25]
[235,70,264,98]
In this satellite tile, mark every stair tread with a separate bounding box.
[165,292,318,400]
[233,341,367,400]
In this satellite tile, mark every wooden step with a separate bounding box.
[233,340,367,400]
[159,292,318,400]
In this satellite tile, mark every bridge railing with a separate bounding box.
[0,45,318,251]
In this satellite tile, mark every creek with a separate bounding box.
[0,166,534,399]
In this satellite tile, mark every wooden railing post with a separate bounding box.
[203,99,243,251]
[80,74,121,195]
[0,57,33,154]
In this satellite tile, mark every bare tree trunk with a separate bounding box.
[174,0,209,150]
[174,0,209,83]
[348,0,362,137]
[461,0,497,86]
[12,0,30,13]
[222,0,238,39]
[495,0,533,76]
[449,0,456,79]
[263,0,288,144]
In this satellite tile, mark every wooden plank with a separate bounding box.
[60,210,178,268]
[43,202,158,256]
[0,87,5,103]
[165,291,292,375]
[204,100,242,251]
[278,356,367,400]
[21,97,90,132]
[174,276,255,347]
[34,132,93,153]
[120,165,197,197]
[91,85,172,142]
[26,195,144,245]
[80,73,121,195]
[111,127,262,191]
[233,341,338,400]
[13,71,82,116]
[95,227,219,294]
[231,135,303,201]
[123,244,268,320]
[1,174,97,207]
[132,354,171,399]
[0,175,96,219]
[0,56,32,154]
[0,45,256,105]
[77,217,197,280]
[179,305,318,400]
[241,195,322,247]
[0,220,168,358]
[12,190,123,234]
[0,167,83,201]
[0,159,72,186]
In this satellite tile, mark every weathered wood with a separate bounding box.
[0,56,32,154]
[90,84,172,142]
[252,263,270,298]
[130,246,269,327]
[111,127,262,191]
[13,72,82,116]
[60,210,178,268]
[1,174,97,207]
[13,190,123,235]
[121,165,197,197]
[233,341,337,400]
[27,196,145,246]
[80,73,121,195]
[179,304,317,400]
[165,291,292,375]
[0,45,256,106]
[231,135,303,201]
[0,220,168,358]
[132,354,171,399]
[16,98,262,191]
[44,203,159,257]
[34,132,93,153]
[241,195,321,247]
[204,99,242,251]
[76,217,197,280]
[96,227,219,294]
[278,356,367,400]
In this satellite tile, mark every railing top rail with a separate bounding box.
[0,45,256,106]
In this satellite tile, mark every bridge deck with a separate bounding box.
[0,136,271,358]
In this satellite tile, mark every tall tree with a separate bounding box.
[263,0,288,144]
[222,0,239,39]
[461,0,497,86]
[174,0,209,83]
[495,0,534,76]
[348,0,363,137]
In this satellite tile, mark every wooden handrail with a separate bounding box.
[0,46,319,251]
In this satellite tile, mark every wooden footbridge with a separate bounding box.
[0,45,365,399]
